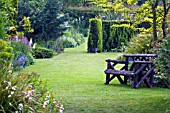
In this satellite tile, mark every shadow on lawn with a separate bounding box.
[101,82,156,89]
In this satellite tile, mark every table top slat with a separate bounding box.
[123,54,157,57]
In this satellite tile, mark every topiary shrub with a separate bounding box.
[88,18,103,53]
[33,46,53,58]
[155,37,170,88]
[102,20,131,52]
[109,24,138,52]
[125,34,153,54]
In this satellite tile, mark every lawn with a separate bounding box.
[21,41,170,113]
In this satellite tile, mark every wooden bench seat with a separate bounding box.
[105,69,135,76]
[104,54,157,88]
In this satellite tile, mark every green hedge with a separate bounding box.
[88,18,103,53]
[109,24,138,52]
[33,47,53,58]
[88,20,138,52]
[102,20,131,51]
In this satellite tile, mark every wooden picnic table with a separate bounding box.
[104,54,157,88]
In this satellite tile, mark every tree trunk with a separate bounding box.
[152,3,158,48]
[162,0,170,39]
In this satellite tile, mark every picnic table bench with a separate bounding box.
[104,54,157,88]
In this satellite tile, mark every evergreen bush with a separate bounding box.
[88,18,102,53]
[125,34,153,54]
[0,13,7,39]
[102,20,137,52]
[33,46,53,58]
[155,37,170,88]
[109,24,137,52]
[0,39,13,75]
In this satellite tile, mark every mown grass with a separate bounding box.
[21,40,170,113]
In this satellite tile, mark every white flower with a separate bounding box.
[9,102,12,106]
[18,103,23,110]
[8,82,11,87]
[9,70,12,73]
[4,81,8,83]
[6,86,9,90]
[28,97,33,101]
[43,100,49,108]
[59,105,64,113]
[11,91,14,95]
[8,95,11,98]
[12,86,17,91]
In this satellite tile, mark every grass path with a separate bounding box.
[22,41,170,113]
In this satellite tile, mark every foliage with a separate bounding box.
[10,41,34,71]
[0,71,64,112]
[60,29,85,48]
[88,18,103,52]
[102,20,132,52]
[109,24,138,52]
[63,0,84,6]
[46,40,64,53]
[0,0,18,37]
[0,39,13,75]
[60,36,78,48]
[21,42,170,113]
[17,0,68,43]
[33,46,54,58]
[46,41,58,52]
[125,34,153,54]
[0,12,7,39]
[17,17,34,38]
[155,37,170,88]
[112,0,170,47]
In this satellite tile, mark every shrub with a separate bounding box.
[73,33,84,46]
[88,18,103,53]
[0,72,64,113]
[60,36,77,48]
[155,37,170,88]
[0,12,7,39]
[0,39,13,75]
[10,41,34,71]
[0,39,64,113]
[61,29,85,48]
[46,39,64,54]
[109,24,138,52]
[125,34,153,54]
[102,20,131,52]
[33,46,53,58]
[46,40,58,51]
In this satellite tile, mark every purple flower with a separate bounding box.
[28,38,32,47]
[22,37,29,45]
[18,56,27,68]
